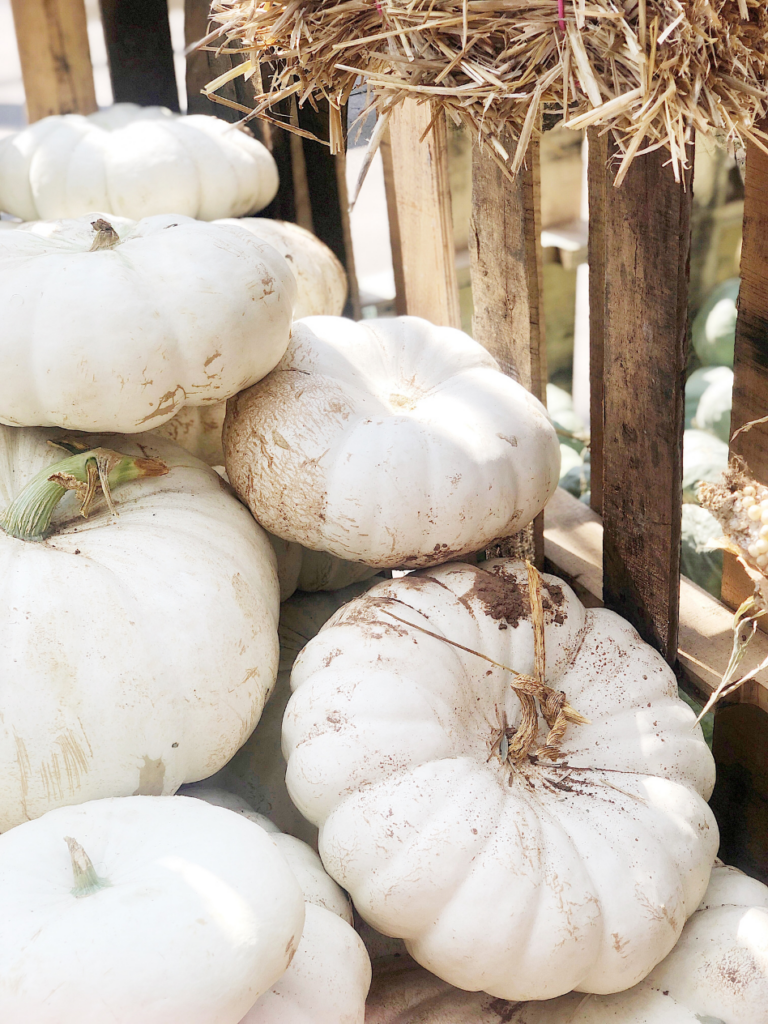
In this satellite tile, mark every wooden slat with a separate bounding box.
[722,131,768,615]
[99,0,179,110]
[387,100,460,328]
[587,128,607,516]
[380,129,408,317]
[297,101,361,319]
[10,0,97,122]
[543,487,768,714]
[469,129,546,565]
[597,142,693,662]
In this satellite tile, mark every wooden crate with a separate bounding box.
[8,0,768,885]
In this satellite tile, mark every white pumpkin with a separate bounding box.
[367,863,768,1023]
[181,786,371,1024]
[283,561,718,1001]
[224,316,560,568]
[156,220,347,466]
[269,534,380,601]
[216,218,347,318]
[0,795,305,1024]
[0,213,295,433]
[208,579,384,847]
[0,103,278,222]
[0,427,280,831]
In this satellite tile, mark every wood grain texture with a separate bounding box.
[469,128,546,565]
[597,141,693,662]
[543,487,768,714]
[469,130,546,398]
[587,128,608,517]
[99,0,179,110]
[380,130,408,316]
[722,131,768,615]
[388,100,460,328]
[10,0,97,122]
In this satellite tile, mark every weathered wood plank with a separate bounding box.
[469,129,546,565]
[387,100,460,328]
[99,0,179,111]
[587,128,607,517]
[597,141,693,662]
[380,129,408,316]
[722,132,768,616]
[10,0,97,122]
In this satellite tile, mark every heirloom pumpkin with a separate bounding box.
[0,103,278,222]
[0,795,305,1024]
[283,561,718,1001]
[157,222,346,465]
[224,316,560,568]
[0,213,295,432]
[182,786,371,1024]
[0,428,280,831]
[367,862,768,1023]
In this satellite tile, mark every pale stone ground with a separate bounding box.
[0,0,396,304]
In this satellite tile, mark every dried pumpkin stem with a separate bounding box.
[0,445,168,542]
[89,218,120,252]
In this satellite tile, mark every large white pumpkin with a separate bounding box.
[0,103,278,222]
[156,220,347,465]
[0,427,280,831]
[182,786,371,1023]
[0,213,295,432]
[224,316,560,568]
[283,561,718,1000]
[0,795,305,1024]
[367,862,768,1023]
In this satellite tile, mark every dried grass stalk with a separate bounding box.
[202,0,768,182]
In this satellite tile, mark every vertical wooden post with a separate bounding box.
[388,100,461,327]
[587,129,608,517]
[722,132,768,613]
[469,129,547,564]
[99,0,179,111]
[10,0,97,122]
[597,141,693,662]
[380,129,408,317]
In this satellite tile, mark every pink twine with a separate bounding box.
[557,0,566,32]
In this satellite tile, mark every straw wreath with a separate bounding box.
[202,0,768,183]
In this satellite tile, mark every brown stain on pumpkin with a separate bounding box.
[134,756,166,795]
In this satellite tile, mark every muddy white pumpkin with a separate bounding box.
[367,862,768,1023]
[224,317,560,568]
[0,795,305,1024]
[0,103,278,221]
[283,561,718,1000]
[157,221,347,466]
[0,428,280,831]
[0,213,295,432]
[182,786,371,1023]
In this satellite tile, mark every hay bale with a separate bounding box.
[204,0,768,182]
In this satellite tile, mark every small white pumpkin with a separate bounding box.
[156,220,347,466]
[0,103,278,222]
[269,534,380,602]
[224,316,560,568]
[0,795,305,1024]
[209,579,384,847]
[0,213,295,432]
[367,862,768,1023]
[182,786,371,1024]
[0,428,280,831]
[283,561,718,1001]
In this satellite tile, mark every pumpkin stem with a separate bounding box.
[65,837,111,898]
[0,444,168,542]
[89,218,120,251]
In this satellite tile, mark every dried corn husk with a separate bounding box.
[202,0,768,182]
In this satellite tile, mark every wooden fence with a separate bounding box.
[8,0,768,881]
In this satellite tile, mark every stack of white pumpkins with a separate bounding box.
[0,103,765,1024]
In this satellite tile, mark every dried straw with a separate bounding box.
[201,0,768,183]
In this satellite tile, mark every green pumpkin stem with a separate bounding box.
[0,446,168,542]
[65,837,111,898]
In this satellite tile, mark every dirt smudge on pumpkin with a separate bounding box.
[483,998,524,1022]
[461,568,527,629]
[134,756,166,795]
